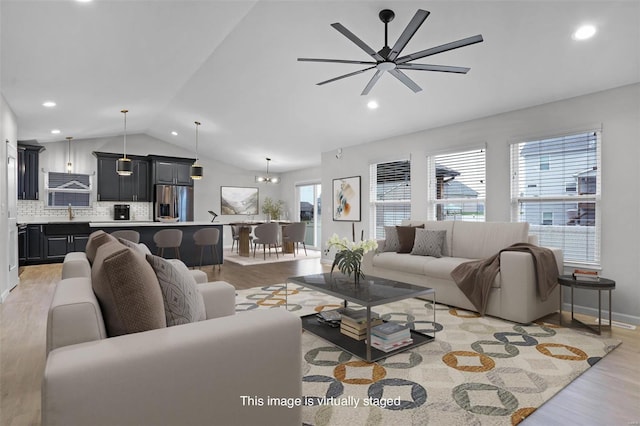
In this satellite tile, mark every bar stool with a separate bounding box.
[110,230,140,244]
[153,229,183,259]
[193,228,221,270]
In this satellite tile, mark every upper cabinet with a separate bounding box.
[149,156,195,186]
[94,152,150,202]
[17,144,44,200]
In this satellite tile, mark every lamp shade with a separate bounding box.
[116,157,133,176]
[190,163,203,180]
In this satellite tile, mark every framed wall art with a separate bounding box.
[333,176,361,221]
[220,186,258,215]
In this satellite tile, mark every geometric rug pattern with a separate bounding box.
[235,284,621,426]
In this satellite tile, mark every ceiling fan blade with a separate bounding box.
[317,66,377,86]
[331,23,385,61]
[388,69,422,93]
[396,34,484,64]
[361,69,385,96]
[396,63,470,73]
[298,58,377,65]
[388,9,430,61]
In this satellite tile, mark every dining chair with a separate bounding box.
[253,222,279,260]
[282,222,308,256]
[193,227,221,270]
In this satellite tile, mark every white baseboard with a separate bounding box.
[561,302,640,326]
[1,288,10,303]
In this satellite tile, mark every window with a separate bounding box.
[369,160,411,239]
[46,172,92,207]
[511,131,600,265]
[427,147,486,221]
[539,155,550,170]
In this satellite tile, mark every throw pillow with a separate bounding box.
[411,229,446,258]
[85,230,116,264]
[396,225,424,253]
[91,240,167,337]
[146,254,206,326]
[117,238,152,258]
[382,226,400,252]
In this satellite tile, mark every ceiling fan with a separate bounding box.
[298,9,483,95]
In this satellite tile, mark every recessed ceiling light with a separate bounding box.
[51,129,61,134]
[43,101,56,107]
[171,131,178,136]
[573,25,596,40]
[367,100,379,109]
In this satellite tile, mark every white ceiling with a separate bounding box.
[2,1,639,173]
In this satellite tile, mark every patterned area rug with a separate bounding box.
[235,284,621,426]
[224,249,321,266]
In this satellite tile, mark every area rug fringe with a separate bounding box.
[235,285,621,426]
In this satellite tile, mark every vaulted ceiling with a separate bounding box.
[2,1,639,173]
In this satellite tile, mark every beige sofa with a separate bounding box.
[43,239,302,426]
[362,220,563,324]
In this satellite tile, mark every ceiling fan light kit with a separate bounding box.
[298,9,483,95]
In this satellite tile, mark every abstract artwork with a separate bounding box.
[220,186,258,215]
[333,176,361,221]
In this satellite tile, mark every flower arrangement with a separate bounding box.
[326,233,378,282]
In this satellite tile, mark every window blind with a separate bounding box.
[369,160,411,239]
[511,131,600,265]
[427,147,486,221]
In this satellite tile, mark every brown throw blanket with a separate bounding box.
[450,243,559,316]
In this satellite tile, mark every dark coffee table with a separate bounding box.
[286,273,436,362]
[558,274,615,334]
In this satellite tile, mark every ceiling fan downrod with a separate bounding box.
[379,9,395,54]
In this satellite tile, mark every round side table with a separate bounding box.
[558,274,615,334]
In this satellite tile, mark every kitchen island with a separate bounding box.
[18,220,222,268]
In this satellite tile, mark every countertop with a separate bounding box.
[17,218,221,227]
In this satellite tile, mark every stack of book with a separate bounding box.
[572,268,600,282]
[339,308,382,341]
[370,322,413,352]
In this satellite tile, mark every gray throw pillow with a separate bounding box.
[411,229,446,258]
[146,254,206,326]
[382,226,400,252]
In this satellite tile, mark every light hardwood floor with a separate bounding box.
[1,258,638,426]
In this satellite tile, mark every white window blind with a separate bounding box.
[427,147,486,221]
[369,160,411,239]
[511,131,600,265]
[46,172,92,207]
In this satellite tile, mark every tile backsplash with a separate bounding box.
[17,200,152,221]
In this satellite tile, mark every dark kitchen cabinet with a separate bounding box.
[17,144,44,200]
[27,224,43,261]
[43,222,91,261]
[150,156,194,186]
[94,152,150,202]
[18,225,27,265]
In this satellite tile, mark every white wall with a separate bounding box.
[320,83,640,325]
[277,166,322,221]
[1,94,18,302]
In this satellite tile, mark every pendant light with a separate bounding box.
[190,121,203,180]
[66,136,73,173]
[116,109,133,176]
[255,157,279,183]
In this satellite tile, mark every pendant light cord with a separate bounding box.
[121,109,128,159]
[194,121,200,161]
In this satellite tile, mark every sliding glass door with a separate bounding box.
[296,183,321,249]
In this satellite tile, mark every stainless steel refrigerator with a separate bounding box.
[154,185,194,222]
